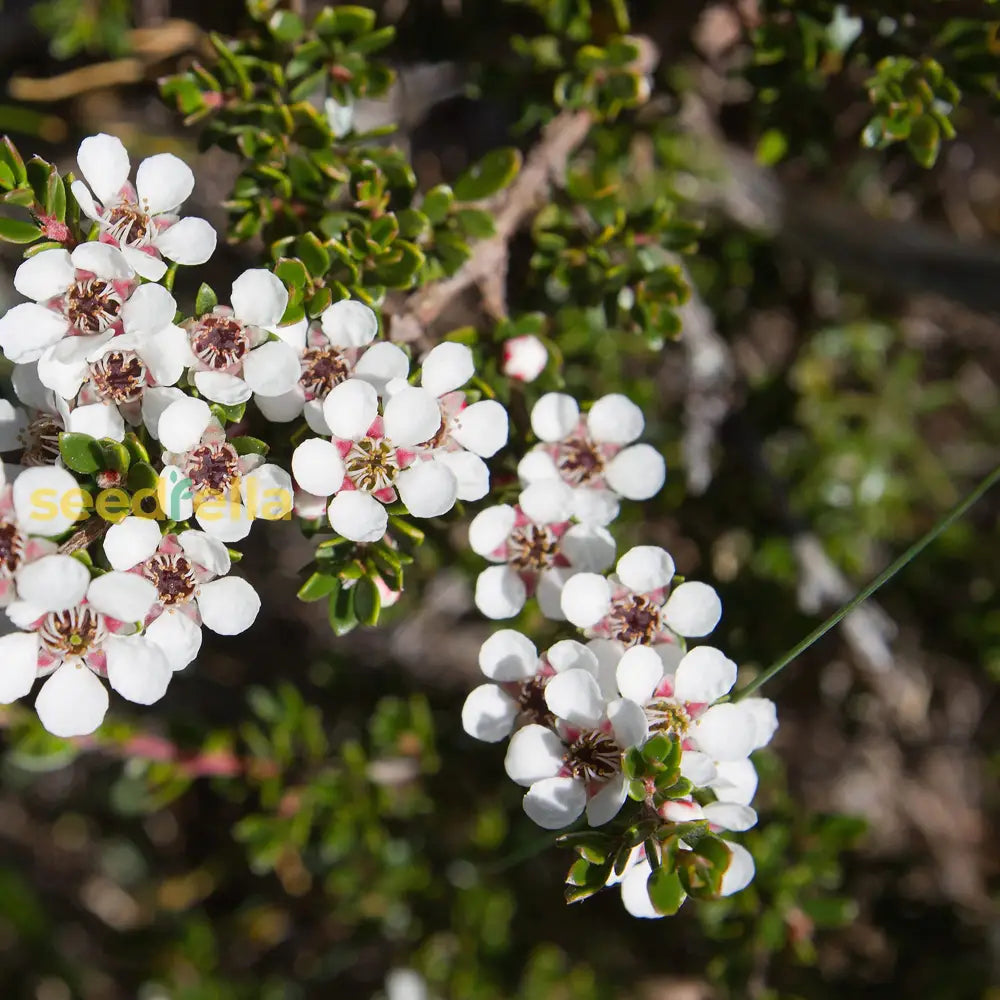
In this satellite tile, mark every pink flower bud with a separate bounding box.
[502,335,548,383]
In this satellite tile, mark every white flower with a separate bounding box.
[0,553,169,737]
[501,334,548,382]
[519,392,666,524]
[102,517,260,670]
[255,299,386,429]
[290,376,459,543]
[503,666,648,830]
[0,464,58,604]
[468,485,615,620]
[462,631,611,742]
[157,405,293,542]
[0,243,136,365]
[185,269,300,405]
[560,545,722,648]
[70,132,217,280]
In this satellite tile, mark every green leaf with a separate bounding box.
[352,575,381,626]
[647,867,685,916]
[209,402,246,425]
[123,433,150,465]
[331,5,376,35]
[126,462,159,495]
[454,208,496,239]
[58,433,103,474]
[269,10,305,43]
[350,25,395,54]
[295,232,331,276]
[328,583,358,636]
[422,185,454,225]
[453,148,522,201]
[25,157,51,207]
[99,440,131,474]
[45,170,66,221]
[274,257,308,289]
[755,128,788,166]
[0,217,41,244]
[195,283,218,316]
[0,162,14,189]
[372,240,425,287]
[231,436,270,456]
[298,571,340,602]
[0,137,27,186]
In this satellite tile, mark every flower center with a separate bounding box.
[141,553,197,606]
[564,729,621,781]
[646,699,691,736]
[0,521,25,577]
[185,442,241,497]
[20,415,62,467]
[89,350,148,403]
[508,524,560,572]
[39,606,107,658]
[555,435,605,486]
[105,203,150,244]
[190,316,251,369]
[515,675,553,726]
[607,593,663,646]
[64,278,123,334]
[344,438,399,493]
[300,347,350,399]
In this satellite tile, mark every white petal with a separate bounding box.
[474,564,526,619]
[153,216,217,265]
[70,242,133,280]
[322,378,378,441]
[230,269,288,329]
[194,499,252,542]
[708,759,757,805]
[243,341,301,397]
[104,517,161,572]
[468,504,516,557]
[241,463,293,521]
[135,324,192,386]
[616,546,675,594]
[535,566,571,620]
[615,644,664,704]
[38,333,111,399]
[121,282,178,335]
[11,361,56,412]
[158,396,211,453]
[303,397,331,435]
[0,304,70,364]
[5,600,45,630]
[0,400,28,452]
[255,387,304,423]
[382,386,441,446]
[524,776,587,829]
[518,479,574,525]
[673,646,737,704]
[435,449,489,502]
[141,386,184,438]
[450,399,508,458]
[607,697,648,748]
[77,133,130,204]
[663,582,722,638]
[517,448,559,485]
[478,628,537,681]
[461,683,518,742]
[544,668,605,728]
[586,771,629,826]
[504,724,564,785]
[87,572,156,622]
[692,703,757,761]
[105,635,172,704]
[193,371,252,405]
[531,393,578,442]
[13,466,81,536]
[743,697,779,750]
[67,402,125,442]
[122,246,168,281]
[621,860,662,919]
[269,316,308,351]
[586,393,644,444]
[559,572,611,628]
[396,460,457,518]
[197,576,260,634]
[703,802,757,832]
[14,249,75,302]
[680,751,718,786]
[327,490,387,543]
[321,299,378,347]
[70,179,100,220]
[605,443,666,501]
[545,639,598,675]
[570,487,621,526]
[0,631,39,702]
[353,341,410,395]
[720,842,755,896]
[560,524,616,572]
[420,341,474,397]
[177,529,230,576]
[35,662,109,737]
[144,609,202,671]
[135,152,194,215]
[292,438,345,497]
[501,334,547,382]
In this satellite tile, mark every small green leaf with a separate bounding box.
[352,574,381,626]
[755,128,788,166]
[126,462,159,495]
[123,433,150,466]
[58,433,103,474]
[453,148,522,201]
[231,436,270,456]
[45,170,66,221]
[269,10,305,43]
[195,283,218,316]
[0,217,41,244]
[647,867,685,915]
[298,571,340,602]
[454,208,496,239]
[331,5,376,35]
[328,583,358,636]
[422,185,454,224]
[0,136,27,186]
[295,232,331,276]
[0,162,14,189]
[99,440,131,474]
[274,257,308,289]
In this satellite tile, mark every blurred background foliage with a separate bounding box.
[0,0,998,997]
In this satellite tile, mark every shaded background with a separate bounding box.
[0,1,998,997]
